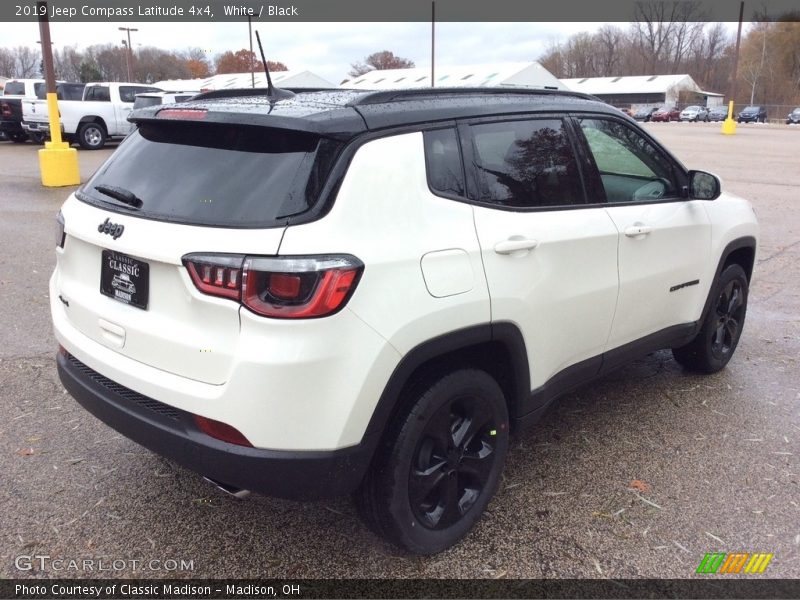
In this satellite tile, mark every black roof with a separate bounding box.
[129,87,615,139]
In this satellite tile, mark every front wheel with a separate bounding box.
[77,122,106,150]
[673,264,749,373]
[355,369,510,554]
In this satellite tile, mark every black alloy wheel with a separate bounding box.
[673,263,749,373]
[355,369,509,554]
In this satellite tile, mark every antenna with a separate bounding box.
[254,30,295,103]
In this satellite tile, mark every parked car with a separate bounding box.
[633,107,658,122]
[650,106,681,122]
[679,105,710,122]
[737,105,768,123]
[132,91,200,109]
[786,107,800,124]
[1,78,48,143]
[23,82,161,149]
[21,82,86,144]
[51,87,758,555]
[707,106,730,122]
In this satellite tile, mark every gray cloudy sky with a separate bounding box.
[2,21,613,83]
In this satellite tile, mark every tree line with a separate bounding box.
[539,16,800,106]
[0,44,415,84]
[0,44,292,83]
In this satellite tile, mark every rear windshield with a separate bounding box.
[4,82,26,95]
[78,122,342,228]
[35,83,85,100]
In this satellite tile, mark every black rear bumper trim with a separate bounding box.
[57,351,375,500]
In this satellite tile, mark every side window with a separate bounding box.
[118,86,138,103]
[423,128,465,197]
[577,118,681,204]
[86,86,110,102]
[467,119,583,208]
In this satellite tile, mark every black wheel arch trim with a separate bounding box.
[362,322,530,442]
[700,236,756,324]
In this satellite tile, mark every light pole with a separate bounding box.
[118,26,138,82]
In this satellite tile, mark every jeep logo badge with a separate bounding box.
[98,218,124,240]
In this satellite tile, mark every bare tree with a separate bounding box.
[0,47,16,77]
[54,45,83,82]
[349,50,414,77]
[12,46,41,77]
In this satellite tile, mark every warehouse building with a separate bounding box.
[154,70,336,92]
[339,62,567,91]
[561,74,722,108]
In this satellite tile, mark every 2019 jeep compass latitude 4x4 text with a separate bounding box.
[51,88,758,554]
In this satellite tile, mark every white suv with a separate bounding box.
[51,88,758,554]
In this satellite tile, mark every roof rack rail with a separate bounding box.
[191,87,332,101]
[349,86,598,106]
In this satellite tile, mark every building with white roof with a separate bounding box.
[561,74,722,108]
[154,70,336,92]
[339,62,567,91]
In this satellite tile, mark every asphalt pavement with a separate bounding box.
[0,124,798,579]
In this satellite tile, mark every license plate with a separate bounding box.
[100,250,149,310]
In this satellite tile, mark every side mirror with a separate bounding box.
[688,170,721,200]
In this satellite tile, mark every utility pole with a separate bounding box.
[248,16,255,88]
[119,27,138,82]
[722,1,744,135]
[37,0,79,187]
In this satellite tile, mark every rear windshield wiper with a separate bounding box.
[93,184,143,209]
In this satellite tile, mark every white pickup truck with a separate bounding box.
[22,81,161,149]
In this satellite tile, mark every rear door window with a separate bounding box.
[119,86,161,102]
[85,86,110,102]
[78,122,342,228]
[3,81,25,95]
[465,118,584,208]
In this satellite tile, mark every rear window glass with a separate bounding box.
[78,122,342,228]
[119,86,161,103]
[4,82,26,95]
[423,128,465,197]
[133,96,161,109]
[36,83,85,100]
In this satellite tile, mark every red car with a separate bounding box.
[650,106,681,122]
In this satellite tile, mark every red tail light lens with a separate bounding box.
[1,102,11,117]
[194,415,253,447]
[182,253,363,319]
[183,254,244,300]
[243,255,363,319]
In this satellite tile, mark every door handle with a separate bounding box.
[624,224,653,237]
[494,238,539,255]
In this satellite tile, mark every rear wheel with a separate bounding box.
[77,122,106,150]
[30,131,46,144]
[673,264,749,373]
[9,132,28,143]
[356,369,509,554]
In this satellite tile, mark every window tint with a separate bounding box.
[119,86,161,103]
[3,82,25,95]
[79,122,342,228]
[86,86,110,102]
[34,83,46,98]
[467,119,583,208]
[423,128,465,197]
[578,118,680,204]
[60,83,85,100]
[133,96,161,109]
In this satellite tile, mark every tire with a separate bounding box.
[77,122,106,150]
[673,264,749,373]
[9,132,28,143]
[30,131,46,144]
[355,369,510,554]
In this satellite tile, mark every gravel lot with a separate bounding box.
[0,122,798,579]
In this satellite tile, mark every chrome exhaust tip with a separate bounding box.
[203,476,251,499]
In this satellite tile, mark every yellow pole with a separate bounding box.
[37,1,80,187]
[721,100,737,135]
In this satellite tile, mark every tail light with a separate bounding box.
[1,102,11,117]
[157,108,207,120]
[182,253,363,319]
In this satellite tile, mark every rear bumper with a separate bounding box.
[0,119,23,134]
[57,350,376,500]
